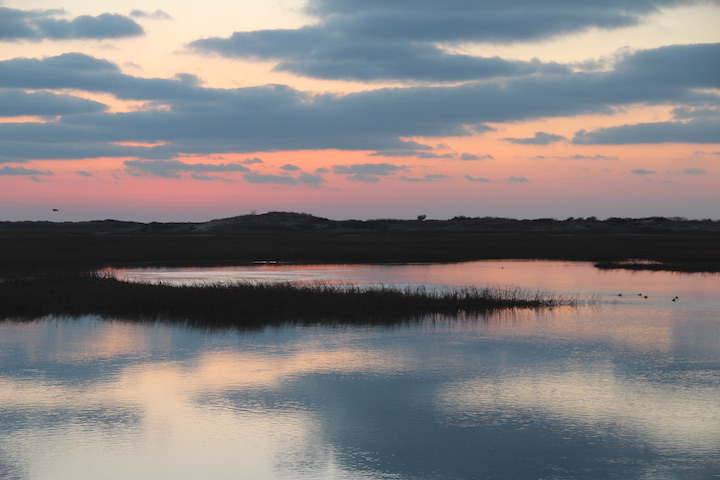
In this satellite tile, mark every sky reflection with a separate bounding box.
[111,260,720,308]
[1,306,719,479]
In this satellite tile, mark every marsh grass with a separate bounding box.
[0,272,573,326]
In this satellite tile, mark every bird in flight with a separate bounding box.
[52,208,59,212]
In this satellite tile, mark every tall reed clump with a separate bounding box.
[0,272,574,326]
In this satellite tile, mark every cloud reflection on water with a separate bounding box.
[1,299,719,479]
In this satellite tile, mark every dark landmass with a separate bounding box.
[0,272,570,326]
[1,212,719,273]
[2,212,715,324]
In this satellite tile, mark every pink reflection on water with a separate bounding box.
[109,260,720,308]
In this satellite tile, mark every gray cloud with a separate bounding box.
[0,166,53,176]
[0,140,168,163]
[129,9,173,20]
[347,174,381,183]
[0,7,143,41]
[572,117,720,144]
[191,173,236,182]
[241,157,264,164]
[242,172,297,184]
[682,168,706,175]
[124,160,250,178]
[192,30,569,82]
[504,132,567,145]
[507,175,529,182]
[0,89,106,117]
[298,172,326,185]
[280,163,301,171]
[0,53,211,101]
[371,150,455,159]
[671,106,720,120]
[0,43,718,162]
[332,163,408,175]
[189,1,689,82]
[74,170,94,177]
[460,153,493,161]
[631,168,656,175]
[398,174,449,182]
[304,1,690,42]
[368,142,452,159]
[465,174,491,183]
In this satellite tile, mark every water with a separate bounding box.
[111,260,720,309]
[2,262,719,479]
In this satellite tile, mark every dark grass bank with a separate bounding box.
[2,214,719,274]
[0,273,572,326]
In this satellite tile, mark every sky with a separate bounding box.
[1,0,719,221]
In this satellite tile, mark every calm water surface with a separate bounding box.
[112,260,720,308]
[2,262,719,479]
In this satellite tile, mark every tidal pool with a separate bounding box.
[2,262,719,479]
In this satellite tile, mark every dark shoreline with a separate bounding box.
[1,212,719,274]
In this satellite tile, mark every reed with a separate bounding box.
[0,272,573,325]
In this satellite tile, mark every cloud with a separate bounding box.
[681,168,706,175]
[298,172,326,185]
[0,7,144,41]
[0,53,211,101]
[189,1,688,82]
[572,118,720,144]
[1,43,718,162]
[465,174,491,183]
[304,1,688,41]
[347,174,380,183]
[190,173,235,182]
[332,163,408,175]
[0,89,106,117]
[124,159,250,178]
[504,132,567,145]
[242,172,297,184]
[630,169,656,175]
[671,106,720,120]
[241,157,264,164]
[74,170,94,177]
[507,176,529,182]
[369,142,453,159]
[0,140,168,163]
[460,153,493,161]
[280,163,301,171]
[398,174,449,182]
[129,9,173,20]
[0,166,53,176]
[191,30,569,82]
[370,149,454,159]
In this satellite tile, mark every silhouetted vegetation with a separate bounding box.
[0,273,572,326]
[1,212,719,273]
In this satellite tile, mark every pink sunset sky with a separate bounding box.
[1,0,719,221]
